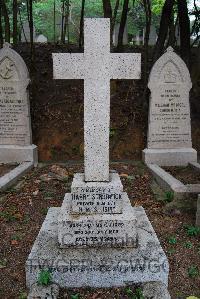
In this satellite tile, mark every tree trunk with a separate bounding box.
[79,0,85,49]
[28,0,34,62]
[168,8,175,47]
[0,5,3,47]
[67,0,70,45]
[177,0,191,67]
[13,0,18,45]
[142,0,151,85]
[61,1,65,43]
[53,0,56,44]
[153,0,175,62]
[102,0,112,18]
[118,0,129,49]
[1,0,10,43]
[111,0,120,44]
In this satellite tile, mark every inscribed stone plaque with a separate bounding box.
[71,190,123,214]
[147,47,192,149]
[0,43,32,146]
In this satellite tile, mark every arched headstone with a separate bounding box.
[0,43,37,164]
[143,47,197,166]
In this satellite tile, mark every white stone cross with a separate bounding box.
[53,18,141,182]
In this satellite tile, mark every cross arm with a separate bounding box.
[110,53,141,79]
[52,53,85,79]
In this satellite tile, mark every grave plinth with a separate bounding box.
[26,18,169,295]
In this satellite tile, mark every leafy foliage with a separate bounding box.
[164,191,174,203]
[37,269,52,286]
[70,294,80,299]
[184,225,200,237]
[125,287,145,299]
[168,236,177,245]
[188,265,199,278]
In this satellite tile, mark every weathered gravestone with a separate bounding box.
[35,34,48,43]
[143,47,197,166]
[21,22,36,43]
[135,33,142,45]
[0,43,38,165]
[26,19,169,292]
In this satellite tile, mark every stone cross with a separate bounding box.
[53,18,141,182]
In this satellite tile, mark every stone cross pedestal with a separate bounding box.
[143,47,197,166]
[26,19,169,294]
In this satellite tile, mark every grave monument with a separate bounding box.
[35,34,48,43]
[0,43,37,165]
[26,19,169,294]
[143,47,197,166]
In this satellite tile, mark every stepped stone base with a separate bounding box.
[0,144,38,166]
[142,148,197,166]
[26,206,169,289]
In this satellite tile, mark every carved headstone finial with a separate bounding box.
[3,42,12,49]
[166,46,174,53]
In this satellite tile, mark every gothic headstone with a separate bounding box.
[143,47,197,166]
[0,43,37,164]
[26,19,169,292]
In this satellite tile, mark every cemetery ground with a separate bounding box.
[0,162,199,299]
[163,165,200,185]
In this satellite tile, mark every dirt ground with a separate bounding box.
[0,164,18,177]
[0,162,199,299]
[164,166,200,185]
